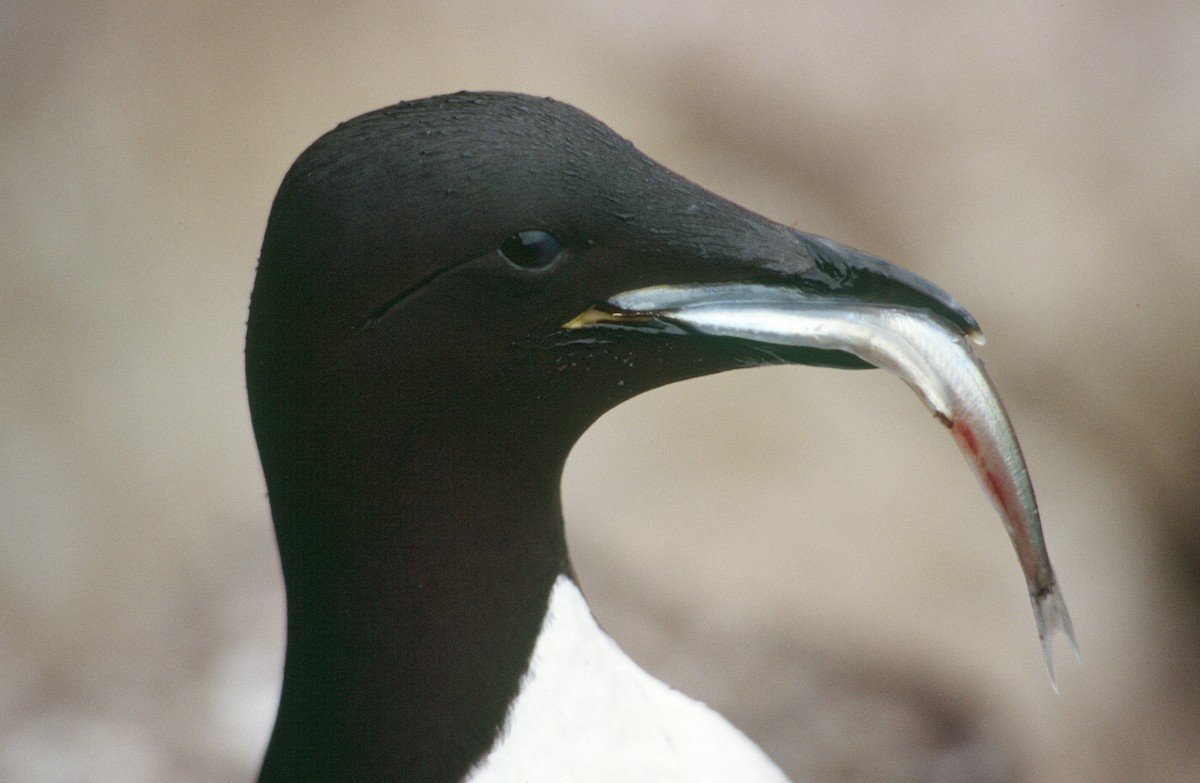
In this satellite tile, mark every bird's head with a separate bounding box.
[248,92,978,470]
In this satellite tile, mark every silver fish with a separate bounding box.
[609,283,1081,687]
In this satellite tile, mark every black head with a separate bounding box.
[248,92,973,484]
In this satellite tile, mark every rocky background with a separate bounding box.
[3,2,1198,780]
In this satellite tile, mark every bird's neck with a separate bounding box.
[257,425,572,783]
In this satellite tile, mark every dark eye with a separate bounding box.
[499,230,563,269]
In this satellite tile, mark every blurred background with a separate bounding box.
[3,1,1198,780]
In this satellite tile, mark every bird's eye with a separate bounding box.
[499,230,563,270]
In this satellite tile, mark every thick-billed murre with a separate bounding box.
[246,91,1070,782]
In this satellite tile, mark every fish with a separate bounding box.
[608,283,1082,687]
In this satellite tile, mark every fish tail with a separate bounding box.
[1032,584,1081,692]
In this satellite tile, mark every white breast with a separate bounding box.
[463,575,792,783]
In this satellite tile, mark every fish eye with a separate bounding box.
[499,230,563,270]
